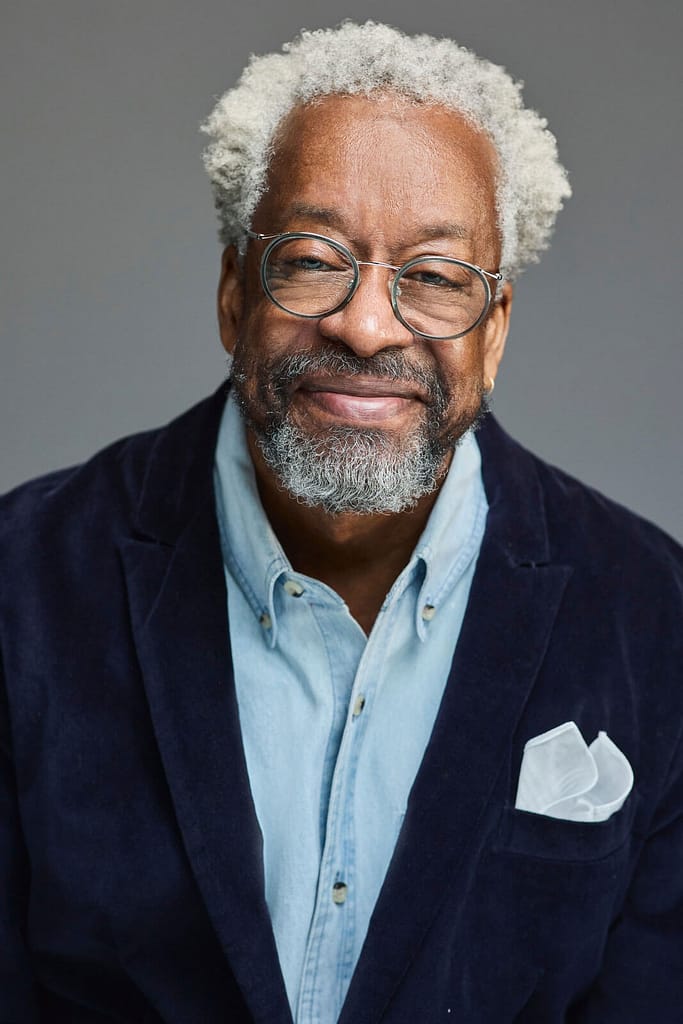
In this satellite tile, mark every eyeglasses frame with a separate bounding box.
[245,229,502,341]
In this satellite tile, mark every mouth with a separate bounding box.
[296,375,426,424]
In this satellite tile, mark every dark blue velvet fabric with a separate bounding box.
[1,386,682,1023]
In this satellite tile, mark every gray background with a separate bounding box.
[2,0,681,541]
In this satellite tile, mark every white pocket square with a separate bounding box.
[515,721,634,822]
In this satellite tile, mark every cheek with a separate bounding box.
[239,302,325,365]
[434,336,486,396]
[232,308,322,405]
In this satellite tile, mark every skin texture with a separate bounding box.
[218,93,512,633]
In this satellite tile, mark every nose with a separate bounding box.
[317,265,416,357]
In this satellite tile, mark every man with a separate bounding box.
[1,20,682,1024]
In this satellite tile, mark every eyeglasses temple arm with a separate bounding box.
[244,228,280,241]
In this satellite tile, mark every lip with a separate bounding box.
[296,375,426,424]
[298,374,427,401]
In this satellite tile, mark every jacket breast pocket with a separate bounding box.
[493,788,639,863]
[474,791,641,975]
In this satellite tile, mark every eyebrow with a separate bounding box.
[283,203,471,243]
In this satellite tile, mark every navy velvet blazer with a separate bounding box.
[1,387,683,1023]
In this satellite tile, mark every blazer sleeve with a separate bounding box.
[568,723,683,1022]
[0,654,41,1023]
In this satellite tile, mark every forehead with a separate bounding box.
[255,93,500,253]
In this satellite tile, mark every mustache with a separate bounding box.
[265,348,447,404]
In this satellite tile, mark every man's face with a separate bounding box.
[218,94,512,514]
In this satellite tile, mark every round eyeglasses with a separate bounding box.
[246,230,502,341]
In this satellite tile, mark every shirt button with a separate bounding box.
[421,604,436,621]
[332,881,348,905]
[283,579,305,597]
[352,694,366,718]
[259,612,272,629]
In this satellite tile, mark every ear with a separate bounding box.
[482,281,513,387]
[217,245,244,355]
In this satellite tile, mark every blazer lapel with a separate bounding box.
[340,417,572,1024]
[120,389,292,1024]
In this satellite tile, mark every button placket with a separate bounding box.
[296,602,364,1023]
[299,587,403,1022]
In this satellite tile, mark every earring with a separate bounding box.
[485,375,495,395]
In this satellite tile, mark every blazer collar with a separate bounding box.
[475,412,552,567]
[133,383,230,545]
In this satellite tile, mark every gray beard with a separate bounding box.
[255,418,447,515]
[229,348,487,516]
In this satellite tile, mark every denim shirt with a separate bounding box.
[214,392,488,1023]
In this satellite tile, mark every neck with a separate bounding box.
[246,431,449,634]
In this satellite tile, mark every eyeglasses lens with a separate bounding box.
[264,237,355,316]
[394,257,489,339]
[263,237,489,338]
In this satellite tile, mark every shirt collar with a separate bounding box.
[409,425,488,639]
[214,389,487,646]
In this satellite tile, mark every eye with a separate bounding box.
[268,239,353,279]
[408,270,458,288]
[403,266,473,290]
[289,255,336,272]
[399,260,477,297]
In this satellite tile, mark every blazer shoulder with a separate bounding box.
[0,389,226,559]
[479,415,683,580]
[532,449,683,575]
[1,428,154,539]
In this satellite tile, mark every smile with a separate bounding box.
[297,376,425,424]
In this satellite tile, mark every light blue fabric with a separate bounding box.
[214,391,488,1024]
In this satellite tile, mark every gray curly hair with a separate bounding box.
[201,21,571,282]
